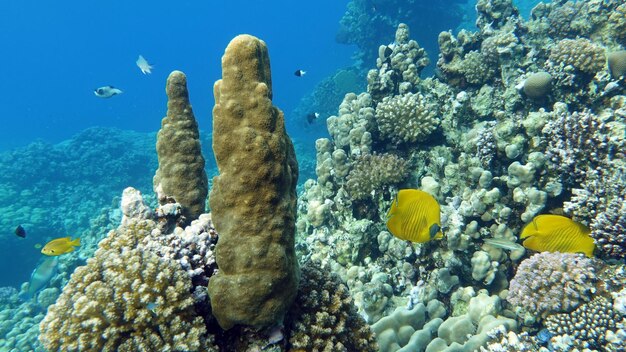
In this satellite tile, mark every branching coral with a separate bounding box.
[548,38,606,76]
[545,296,624,350]
[39,220,214,352]
[507,252,597,318]
[345,153,409,200]
[541,107,613,187]
[375,92,439,145]
[287,260,378,352]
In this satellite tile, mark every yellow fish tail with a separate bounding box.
[70,238,81,247]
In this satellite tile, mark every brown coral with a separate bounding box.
[39,220,213,352]
[287,260,378,352]
[345,153,409,200]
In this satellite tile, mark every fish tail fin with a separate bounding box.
[71,238,81,247]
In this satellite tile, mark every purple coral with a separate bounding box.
[542,108,613,187]
[507,252,596,318]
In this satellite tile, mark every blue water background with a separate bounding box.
[0,0,542,288]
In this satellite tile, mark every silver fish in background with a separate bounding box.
[94,85,123,98]
[136,54,153,74]
[19,256,59,300]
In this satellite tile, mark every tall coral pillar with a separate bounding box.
[208,35,300,329]
[154,71,208,221]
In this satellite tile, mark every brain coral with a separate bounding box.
[507,252,597,318]
[523,72,552,100]
[375,92,439,145]
[548,38,605,75]
[287,260,378,352]
[345,153,409,200]
[39,220,213,352]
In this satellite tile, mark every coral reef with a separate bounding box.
[296,0,626,348]
[39,219,215,352]
[208,34,300,330]
[345,153,409,200]
[154,70,208,222]
[375,92,439,145]
[287,260,378,352]
[336,0,464,69]
[544,296,625,350]
[507,252,596,318]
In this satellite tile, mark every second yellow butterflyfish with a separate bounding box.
[520,214,595,257]
[386,189,443,243]
[41,237,81,256]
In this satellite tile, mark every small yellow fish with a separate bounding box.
[520,214,595,257]
[41,237,81,256]
[386,189,443,243]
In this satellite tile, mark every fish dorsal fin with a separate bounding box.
[386,194,399,220]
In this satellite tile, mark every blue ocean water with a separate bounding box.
[0,1,590,350]
[0,0,483,288]
[0,0,354,288]
[0,0,354,151]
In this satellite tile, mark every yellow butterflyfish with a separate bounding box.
[386,189,443,243]
[520,214,595,257]
[41,237,81,256]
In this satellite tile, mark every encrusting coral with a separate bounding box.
[154,70,208,222]
[208,34,300,330]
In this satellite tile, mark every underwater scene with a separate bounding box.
[1,0,625,351]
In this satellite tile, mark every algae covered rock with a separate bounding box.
[208,34,300,330]
[154,71,208,221]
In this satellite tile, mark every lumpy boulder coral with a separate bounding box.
[154,70,208,222]
[523,71,552,100]
[208,34,300,330]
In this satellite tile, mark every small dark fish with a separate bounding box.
[306,112,320,124]
[15,225,26,238]
[294,69,306,77]
[94,85,123,98]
